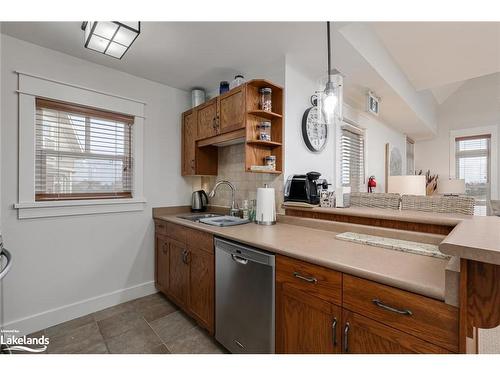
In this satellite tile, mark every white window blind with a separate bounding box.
[35,98,134,201]
[455,134,490,215]
[341,124,365,193]
[406,137,415,175]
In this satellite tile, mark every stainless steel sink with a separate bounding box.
[177,213,222,222]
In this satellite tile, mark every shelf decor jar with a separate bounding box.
[264,155,276,170]
[257,121,272,141]
[259,87,272,111]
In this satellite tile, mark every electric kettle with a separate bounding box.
[191,190,208,212]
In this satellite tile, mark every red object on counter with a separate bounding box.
[368,176,377,193]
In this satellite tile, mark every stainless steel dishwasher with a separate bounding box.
[215,237,275,354]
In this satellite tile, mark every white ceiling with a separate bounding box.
[2,21,498,139]
[372,22,500,103]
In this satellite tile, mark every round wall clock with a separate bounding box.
[302,96,328,152]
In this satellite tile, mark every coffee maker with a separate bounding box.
[284,172,328,205]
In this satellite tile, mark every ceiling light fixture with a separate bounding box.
[321,21,343,125]
[81,22,141,59]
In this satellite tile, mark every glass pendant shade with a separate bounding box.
[82,21,140,59]
[319,73,343,125]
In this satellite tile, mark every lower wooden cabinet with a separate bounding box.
[341,309,451,354]
[276,284,341,354]
[154,220,215,334]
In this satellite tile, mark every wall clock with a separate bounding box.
[302,95,328,152]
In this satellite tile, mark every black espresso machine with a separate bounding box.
[284,172,328,205]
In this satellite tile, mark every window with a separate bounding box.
[455,134,491,215]
[35,99,134,201]
[340,124,365,192]
[406,137,415,175]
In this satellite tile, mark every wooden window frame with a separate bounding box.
[35,98,134,202]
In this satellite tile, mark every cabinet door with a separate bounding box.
[341,309,450,354]
[188,247,214,334]
[197,99,218,139]
[182,111,197,176]
[155,235,169,292]
[169,239,190,308]
[219,86,245,134]
[276,284,341,354]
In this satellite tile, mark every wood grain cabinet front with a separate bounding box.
[218,86,245,134]
[154,220,215,335]
[276,284,341,354]
[341,309,451,354]
[197,99,218,140]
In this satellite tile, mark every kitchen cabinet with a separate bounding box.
[155,235,170,292]
[168,238,190,308]
[181,110,197,176]
[154,220,215,334]
[197,98,218,140]
[276,284,341,354]
[188,246,214,334]
[180,79,284,176]
[275,254,459,354]
[341,309,450,354]
[219,86,245,133]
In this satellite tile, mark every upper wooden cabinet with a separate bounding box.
[181,79,284,176]
[219,86,246,133]
[197,98,218,140]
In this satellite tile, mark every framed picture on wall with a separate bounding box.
[385,143,403,192]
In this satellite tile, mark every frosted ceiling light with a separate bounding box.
[81,22,140,59]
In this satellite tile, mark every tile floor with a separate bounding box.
[25,293,227,354]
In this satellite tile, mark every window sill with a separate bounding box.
[13,198,147,219]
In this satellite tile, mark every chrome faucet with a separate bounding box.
[209,180,239,217]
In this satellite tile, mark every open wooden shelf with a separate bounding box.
[246,140,282,148]
[247,110,283,120]
[247,169,283,174]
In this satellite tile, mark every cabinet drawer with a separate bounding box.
[276,255,342,305]
[166,222,187,243]
[186,228,213,253]
[154,220,167,235]
[342,274,459,352]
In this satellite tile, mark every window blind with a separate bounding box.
[341,124,365,193]
[35,98,134,201]
[455,134,490,215]
[406,137,415,175]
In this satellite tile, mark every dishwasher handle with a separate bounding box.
[231,254,249,265]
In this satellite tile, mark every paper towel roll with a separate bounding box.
[256,186,276,225]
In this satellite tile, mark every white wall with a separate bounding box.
[284,56,407,192]
[415,73,500,197]
[0,35,191,334]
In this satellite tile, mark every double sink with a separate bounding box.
[177,213,250,227]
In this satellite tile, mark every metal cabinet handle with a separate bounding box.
[293,272,317,284]
[344,323,350,353]
[332,318,338,347]
[372,299,413,316]
[0,247,12,281]
[231,254,249,265]
[182,250,189,264]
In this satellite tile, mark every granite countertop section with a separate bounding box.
[155,212,450,302]
[440,216,500,265]
[282,205,469,226]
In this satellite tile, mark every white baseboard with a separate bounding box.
[3,281,157,336]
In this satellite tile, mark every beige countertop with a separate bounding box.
[440,216,500,265]
[155,211,453,303]
[283,204,469,226]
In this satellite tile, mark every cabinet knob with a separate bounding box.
[332,317,338,347]
[344,322,350,353]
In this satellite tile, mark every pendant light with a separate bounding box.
[321,21,343,125]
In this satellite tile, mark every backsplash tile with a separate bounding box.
[201,144,284,212]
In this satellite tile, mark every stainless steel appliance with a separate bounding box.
[191,190,208,212]
[215,238,275,353]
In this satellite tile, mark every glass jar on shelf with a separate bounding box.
[259,87,272,112]
[256,121,272,141]
[264,155,276,170]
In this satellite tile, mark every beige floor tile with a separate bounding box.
[92,300,136,322]
[166,326,226,354]
[149,310,196,344]
[105,324,163,354]
[132,294,177,322]
[97,311,147,339]
[45,314,95,338]
[47,322,107,354]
